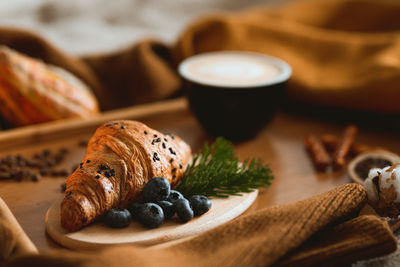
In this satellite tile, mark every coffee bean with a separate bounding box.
[0,146,71,184]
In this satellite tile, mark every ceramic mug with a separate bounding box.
[179,51,291,141]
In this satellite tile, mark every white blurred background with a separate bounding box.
[0,0,287,55]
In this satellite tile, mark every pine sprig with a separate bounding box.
[176,137,273,198]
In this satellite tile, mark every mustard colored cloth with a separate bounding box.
[4,184,397,267]
[1,0,400,113]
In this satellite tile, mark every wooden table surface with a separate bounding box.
[0,98,399,252]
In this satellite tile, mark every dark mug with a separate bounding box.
[179,51,291,141]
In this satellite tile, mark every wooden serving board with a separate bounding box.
[45,191,258,250]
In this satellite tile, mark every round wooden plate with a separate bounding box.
[45,190,258,250]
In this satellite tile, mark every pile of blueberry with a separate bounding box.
[104,177,211,229]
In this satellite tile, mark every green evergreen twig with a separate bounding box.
[176,137,273,198]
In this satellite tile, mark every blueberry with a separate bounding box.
[157,200,175,220]
[128,202,145,220]
[175,198,194,223]
[139,203,164,228]
[189,195,212,216]
[142,177,170,202]
[167,190,183,204]
[105,208,132,228]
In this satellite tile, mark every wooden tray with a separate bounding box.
[1,97,400,251]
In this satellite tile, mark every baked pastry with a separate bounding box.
[0,46,99,127]
[61,120,192,231]
[364,164,400,217]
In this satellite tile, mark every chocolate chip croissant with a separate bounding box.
[61,120,192,231]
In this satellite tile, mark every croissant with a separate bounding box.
[61,120,192,231]
[0,46,99,127]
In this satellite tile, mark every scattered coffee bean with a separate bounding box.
[31,173,40,182]
[0,146,73,183]
[40,169,50,176]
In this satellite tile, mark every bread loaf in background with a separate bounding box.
[0,46,99,127]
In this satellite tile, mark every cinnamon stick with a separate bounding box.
[305,135,331,171]
[0,197,37,262]
[332,125,358,169]
[321,134,370,156]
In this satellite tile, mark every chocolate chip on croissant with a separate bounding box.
[61,120,192,231]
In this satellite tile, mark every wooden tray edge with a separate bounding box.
[0,98,187,149]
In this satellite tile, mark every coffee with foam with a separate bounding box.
[179,51,291,141]
[179,51,291,88]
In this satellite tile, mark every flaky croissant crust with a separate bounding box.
[61,120,191,231]
[0,46,99,126]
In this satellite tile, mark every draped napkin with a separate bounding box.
[2,184,397,266]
